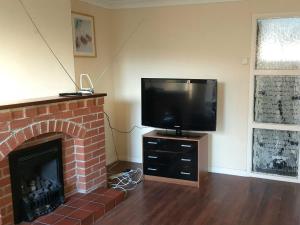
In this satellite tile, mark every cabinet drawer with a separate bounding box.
[143,138,162,150]
[143,137,197,153]
[143,150,197,168]
[179,151,197,166]
[144,161,197,181]
[143,163,167,177]
[177,141,197,152]
[176,166,197,181]
[143,150,179,164]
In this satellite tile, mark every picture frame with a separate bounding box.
[71,12,96,57]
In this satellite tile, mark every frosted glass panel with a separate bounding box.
[254,75,300,124]
[252,128,299,177]
[256,18,300,70]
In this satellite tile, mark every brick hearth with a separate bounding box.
[20,187,125,225]
[0,94,110,225]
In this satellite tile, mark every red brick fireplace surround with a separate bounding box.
[0,94,114,225]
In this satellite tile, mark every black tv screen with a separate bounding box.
[141,78,217,132]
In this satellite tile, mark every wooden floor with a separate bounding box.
[97,162,300,225]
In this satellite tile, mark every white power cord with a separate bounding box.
[108,168,143,195]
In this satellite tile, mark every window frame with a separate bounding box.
[247,13,300,183]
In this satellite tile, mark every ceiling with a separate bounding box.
[80,0,242,9]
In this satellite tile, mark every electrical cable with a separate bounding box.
[19,0,145,134]
[18,0,144,195]
[94,19,145,84]
[108,168,143,196]
[108,120,119,164]
[20,0,144,149]
[104,112,145,134]
[104,111,145,174]
[17,0,80,90]
[18,0,145,93]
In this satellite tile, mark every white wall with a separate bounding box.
[0,0,75,104]
[109,0,300,174]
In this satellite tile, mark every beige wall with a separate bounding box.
[109,0,300,173]
[0,0,75,104]
[71,0,117,164]
[7,0,299,172]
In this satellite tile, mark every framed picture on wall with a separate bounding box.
[71,12,96,57]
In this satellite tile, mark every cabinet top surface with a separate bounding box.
[143,130,208,141]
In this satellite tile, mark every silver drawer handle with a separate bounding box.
[147,141,158,145]
[181,158,191,162]
[181,144,192,148]
[180,172,191,175]
[147,156,158,159]
[147,168,158,171]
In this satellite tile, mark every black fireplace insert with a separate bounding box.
[9,138,64,223]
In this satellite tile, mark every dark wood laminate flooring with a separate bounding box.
[98,162,300,225]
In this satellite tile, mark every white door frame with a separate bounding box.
[246,13,300,183]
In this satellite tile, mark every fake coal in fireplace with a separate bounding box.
[9,139,64,223]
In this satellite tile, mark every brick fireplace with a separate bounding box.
[0,94,108,225]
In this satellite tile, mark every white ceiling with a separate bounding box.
[80,0,242,9]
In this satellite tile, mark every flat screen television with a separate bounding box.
[141,78,217,134]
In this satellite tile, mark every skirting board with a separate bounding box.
[249,172,300,183]
[208,167,248,177]
[210,167,300,183]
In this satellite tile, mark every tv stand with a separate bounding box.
[156,130,202,138]
[143,130,208,188]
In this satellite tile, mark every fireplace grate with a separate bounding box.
[22,177,64,222]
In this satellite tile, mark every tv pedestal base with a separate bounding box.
[143,130,208,188]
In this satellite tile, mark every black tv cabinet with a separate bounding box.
[143,130,208,188]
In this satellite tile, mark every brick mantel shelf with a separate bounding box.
[0,93,107,225]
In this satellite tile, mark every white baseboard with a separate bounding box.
[249,172,300,183]
[208,166,248,177]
